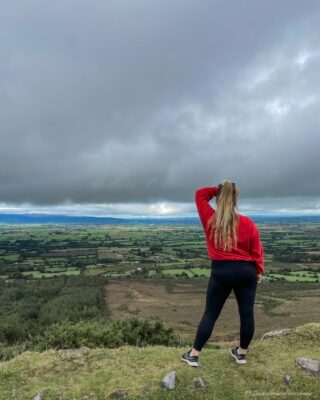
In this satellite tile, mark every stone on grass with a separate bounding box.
[31,389,47,400]
[295,358,320,375]
[10,388,21,400]
[193,377,206,388]
[161,370,176,390]
[284,374,292,385]
[59,347,90,360]
[261,328,293,339]
[108,390,128,399]
[141,386,150,395]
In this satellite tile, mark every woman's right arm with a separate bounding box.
[250,221,264,276]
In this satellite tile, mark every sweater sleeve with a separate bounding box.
[195,186,219,229]
[249,221,264,274]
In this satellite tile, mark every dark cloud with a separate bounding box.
[1,0,320,214]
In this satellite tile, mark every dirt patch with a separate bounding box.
[105,279,320,345]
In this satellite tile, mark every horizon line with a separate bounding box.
[1,212,320,219]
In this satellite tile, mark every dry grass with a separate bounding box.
[0,323,319,400]
[106,278,320,345]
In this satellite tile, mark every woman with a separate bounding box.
[181,180,264,367]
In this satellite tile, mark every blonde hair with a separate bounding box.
[207,179,240,252]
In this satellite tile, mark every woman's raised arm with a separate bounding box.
[195,186,219,229]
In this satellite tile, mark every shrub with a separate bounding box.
[28,316,187,351]
[0,342,28,361]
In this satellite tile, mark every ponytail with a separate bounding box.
[207,180,240,252]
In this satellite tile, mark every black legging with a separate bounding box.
[193,259,258,351]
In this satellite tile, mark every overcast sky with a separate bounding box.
[1,0,320,217]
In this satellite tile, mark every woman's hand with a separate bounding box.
[257,274,262,284]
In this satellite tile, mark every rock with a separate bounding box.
[193,377,206,388]
[161,370,176,390]
[81,396,91,400]
[295,357,320,375]
[284,374,292,385]
[108,390,128,399]
[197,360,203,368]
[31,389,47,400]
[264,372,274,383]
[141,386,150,395]
[261,328,293,339]
[10,388,21,400]
[59,347,90,360]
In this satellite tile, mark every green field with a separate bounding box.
[22,268,80,278]
[0,222,319,283]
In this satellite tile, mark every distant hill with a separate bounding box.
[0,213,320,225]
[0,213,199,225]
[0,213,127,225]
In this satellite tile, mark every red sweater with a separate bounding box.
[195,186,264,274]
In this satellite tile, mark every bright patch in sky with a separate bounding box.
[294,49,318,69]
[264,100,290,117]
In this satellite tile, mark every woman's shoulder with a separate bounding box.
[237,213,251,220]
[240,215,260,234]
[237,213,254,227]
[237,213,248,220]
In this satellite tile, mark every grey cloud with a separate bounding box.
[0,0,320,213]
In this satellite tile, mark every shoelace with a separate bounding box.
[236,348,246,357]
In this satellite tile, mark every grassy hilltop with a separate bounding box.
[0,323,319,400]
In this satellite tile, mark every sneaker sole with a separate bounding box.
[229,349,247,364]
[181,356,199,367]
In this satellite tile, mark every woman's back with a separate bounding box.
[195,185,264,274]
